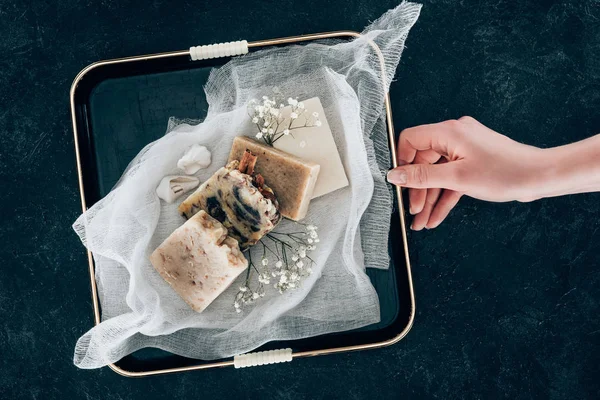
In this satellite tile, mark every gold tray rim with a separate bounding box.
[69,30,415,377]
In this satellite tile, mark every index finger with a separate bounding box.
[397,121,456,164]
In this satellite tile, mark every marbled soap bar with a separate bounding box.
[149,210,248,313]
[228,136,320,221]
[178,158,280,249]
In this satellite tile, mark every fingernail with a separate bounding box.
[410,206,422,215]
[397,159,408,166]
[426,222,439,230]
[387,169,407,185]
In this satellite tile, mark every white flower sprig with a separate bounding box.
[233,223,319,312]
[248,96,322,146]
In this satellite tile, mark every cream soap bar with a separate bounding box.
[274,97,349,198]
[228,136,320,221]
[149,210,248,313]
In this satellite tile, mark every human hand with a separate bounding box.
[387,116,548,230]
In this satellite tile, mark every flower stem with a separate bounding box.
[260,239,280,259]
[245,250,253,283]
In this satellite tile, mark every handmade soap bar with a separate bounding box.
[178,157,281,249]
[228,136,320,221]
[274,97,349,198]
[149,210,248,313]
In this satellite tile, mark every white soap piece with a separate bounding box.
[177,144,212,174]
[273,97,349,198]
[156,175,200,203]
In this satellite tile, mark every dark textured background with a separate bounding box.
[1,0,599,399]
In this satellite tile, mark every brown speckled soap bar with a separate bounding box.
[228,136,320,221]
[149,210,248,313]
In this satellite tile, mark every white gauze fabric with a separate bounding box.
[72,2,421,368]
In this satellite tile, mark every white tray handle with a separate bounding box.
[233,348,293,368]
[189,40,249,61]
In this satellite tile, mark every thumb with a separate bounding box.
[387,163,459,189]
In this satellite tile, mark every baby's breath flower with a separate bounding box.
[312,112,319,118]
[258,273,270,284]
[249,96,323,147]
[234,219,322,311]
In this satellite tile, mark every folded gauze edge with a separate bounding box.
[72,1,421,368]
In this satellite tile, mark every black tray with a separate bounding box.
[70,31,415,376]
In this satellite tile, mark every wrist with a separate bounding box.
[533,147,564,200]
[514,147,557,202]
[527,137,600,200]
